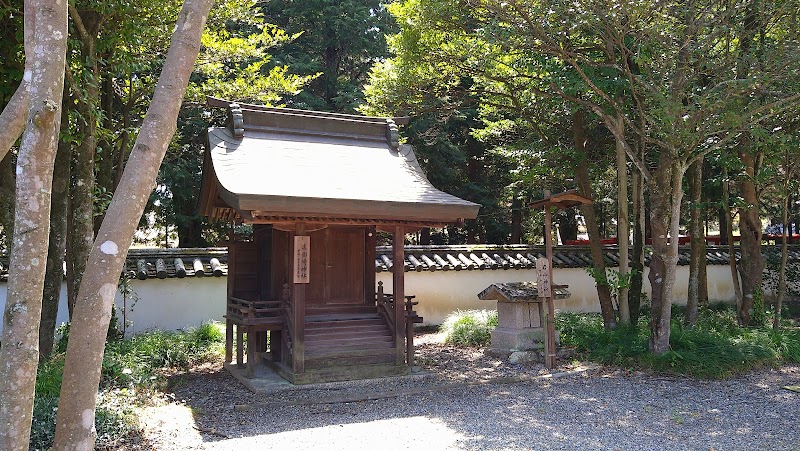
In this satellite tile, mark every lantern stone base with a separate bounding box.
[478,282,570,365]
[486,300,559,364]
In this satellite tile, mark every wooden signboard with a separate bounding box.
[294,235,310,283]
[535,257,551,298]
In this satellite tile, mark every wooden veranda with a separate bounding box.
[199,98,479,384]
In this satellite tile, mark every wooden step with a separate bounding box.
[304,348,398,370]
[305,324,388,335]
[306,327,390,340]
[306,337,393,350]
[306,319,385,330]
[270,360,408,384]
[306,313,383,324]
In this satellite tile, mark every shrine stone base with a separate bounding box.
[486,299,558,364]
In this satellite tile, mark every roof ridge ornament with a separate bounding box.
[385,118,399,149]
[229,103,244,138]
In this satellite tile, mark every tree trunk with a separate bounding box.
[722,164,742,308]
[94,67,117,233]
[177,216,207,248]
[53,1,214,447]
[556,208,578,242]
[420,227,431,245]
[614,116,630,324]
[67,93,98,321]
[737,149,763,326]
[0,3,33,162]
[0,85,28,163]
[573,109,616,329]
[0,151,15,251]
[510,197,522,244]
[686,157,705,326]
[774,186,790,329]
[39,93,71,360]
[0,0,68,447]
[629,164,645,324]
[647,155,683,354]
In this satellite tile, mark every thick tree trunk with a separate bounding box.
[686,157,706,326]
[737,149,763,326]
[0,0,68,447]
[573,109,616,329]
[53,1,214,448]
[647,155,683,354]
[39,95,71,359]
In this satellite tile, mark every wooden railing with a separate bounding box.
[226,296,283,326]
[376,281,396,336]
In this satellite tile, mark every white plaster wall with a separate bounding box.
[377,265,738,325]
[0,265,738,335]
[116,277,226,336]
[0,278,226,337]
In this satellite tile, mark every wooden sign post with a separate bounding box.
[530,189,592,369]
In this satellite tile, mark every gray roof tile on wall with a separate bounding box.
[2,244,799,281]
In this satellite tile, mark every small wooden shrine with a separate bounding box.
[198,98,480,384]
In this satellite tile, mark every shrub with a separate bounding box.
[441,309,498,346]
[557,307,800,379]
[32,322,224,449]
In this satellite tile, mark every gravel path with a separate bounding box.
[130,333,800,451]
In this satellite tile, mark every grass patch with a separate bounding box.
[441,309,498,346]
[31,322,224,450]
[557,307,800,379]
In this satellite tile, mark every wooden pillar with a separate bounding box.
[225,241,237,364]
[291,222,306,374]
[393,226,406,365]
[225,319,233,364]
[236,325,244,368]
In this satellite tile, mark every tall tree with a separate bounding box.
[53,0,214,446]
[262,0,396,112]
[0,0,69,448]
[39,91,71,359]
[368,0,800,352]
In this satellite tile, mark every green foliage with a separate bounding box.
[31,323,224,449]
[441,309,498,346]
[261,0,397,112]
[557,307,800,379]
[100,322,223,387]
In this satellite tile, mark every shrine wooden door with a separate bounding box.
[306,226,366,306]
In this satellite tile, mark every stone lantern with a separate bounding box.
[478,281,570,363]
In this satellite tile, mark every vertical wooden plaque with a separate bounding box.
[535,257,551,298]
[293,235,310,283]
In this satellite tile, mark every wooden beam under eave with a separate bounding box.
[393,226,406,366]
[245,213,450,230]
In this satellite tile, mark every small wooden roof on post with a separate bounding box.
[529,189,592,210]
[530,189,592,369]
